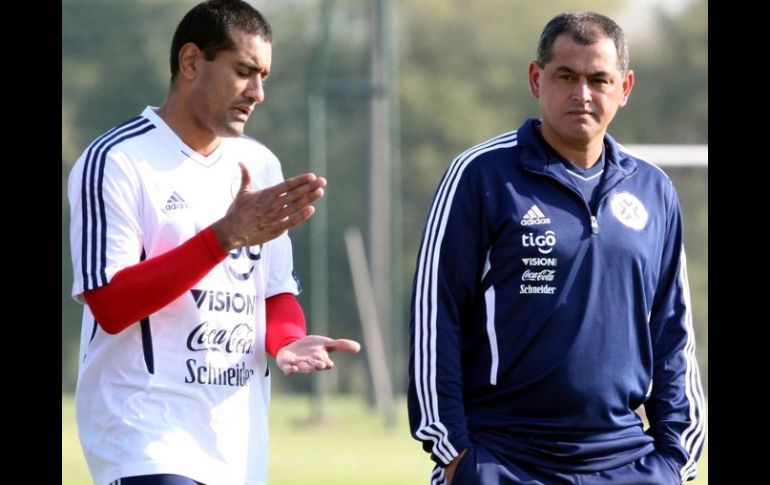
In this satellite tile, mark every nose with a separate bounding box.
[244,76,265,104]
[572,80,591,104]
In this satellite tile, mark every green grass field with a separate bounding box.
[62,394,707,484]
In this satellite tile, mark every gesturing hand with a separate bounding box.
[212,163,327,252]
[276,335,361,375]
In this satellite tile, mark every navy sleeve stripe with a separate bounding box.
[96,124,157,286]
[430,466,445,485]
[140,316,155,374]
[81,116,145,290]
[80,117,156,291]
[412,130,518,463]
[138,248,155,375]
[677,247,707,481]
[416,423,454,464]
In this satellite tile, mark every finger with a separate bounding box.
[265,180,325,213]
[296,359,333,373]
[266,206,316,233]
[309,356,334,370]
[283,174,326,195]
[269,188,325,221]
[281,363,299,375]
[295,361,316,374]
[237,162,252,194]
[258,177,325,213]
[325,339,361,354]
[281,176,327,203]
[282,175,326,199]
[277,184,326,210]
[284,173,320,190]
[263,173,319,199]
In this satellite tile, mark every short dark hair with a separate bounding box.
[169,0,273,81]
[537,11,629,74]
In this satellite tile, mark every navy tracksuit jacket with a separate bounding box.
[407,119,705,482]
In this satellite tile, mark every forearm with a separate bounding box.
[645,355,706,473]
[646,206,706,481]
[408,288,472,465]
[265,293,307,357]
[408,169,483,466]
[83,227,226,334]
[407,345,471,466]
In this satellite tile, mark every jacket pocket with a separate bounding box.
[450,445,476,485]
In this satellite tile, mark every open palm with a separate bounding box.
[276,335,361,375]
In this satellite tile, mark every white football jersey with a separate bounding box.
[68,107,300,485]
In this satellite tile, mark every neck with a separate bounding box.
[156,92,220,156]
[537,124,604,170]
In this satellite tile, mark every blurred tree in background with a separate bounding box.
[63,0,707,395]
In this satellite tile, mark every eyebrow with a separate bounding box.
[554,65,611,77]
[237,61,269,74]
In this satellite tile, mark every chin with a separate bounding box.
[219,124,245,138]
[567,121,598,136]
[562,128,596,145]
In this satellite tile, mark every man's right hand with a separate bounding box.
[212,162,326,252]
[444,448,468,485]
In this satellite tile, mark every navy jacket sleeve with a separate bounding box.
[408,160,486,466]
[644,186,706,482]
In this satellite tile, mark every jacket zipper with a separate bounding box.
[522,167,637,236]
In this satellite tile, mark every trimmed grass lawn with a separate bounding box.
[62,394,707,484]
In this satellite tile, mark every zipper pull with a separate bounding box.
[590,216,599,235]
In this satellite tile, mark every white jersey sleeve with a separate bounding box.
[68,127,146,303]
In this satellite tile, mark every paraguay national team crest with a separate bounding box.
[609,192,648,230]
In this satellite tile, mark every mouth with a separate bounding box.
[566,110,598,122]
[232,105,253,120]
[567,110,595,118]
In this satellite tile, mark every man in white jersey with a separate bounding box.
[67,1,360,484]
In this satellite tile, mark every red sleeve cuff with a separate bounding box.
[200,226,228,260]
[265,293,307,356]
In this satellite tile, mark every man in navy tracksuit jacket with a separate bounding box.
[407,12,705,485]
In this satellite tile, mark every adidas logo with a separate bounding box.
[164,191,192,211]
[520,204,551,226]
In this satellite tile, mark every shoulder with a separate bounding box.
[69,116,158,182]
[460,129,520,162]
[453,129,521,177]
[230,135,283,183]
[87,116,159,157]
[616,143,677,187]
[615,144,681,213]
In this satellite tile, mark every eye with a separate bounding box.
[558,74,575,82]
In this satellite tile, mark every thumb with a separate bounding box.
[237,162,252,194]
[325,339,361,354]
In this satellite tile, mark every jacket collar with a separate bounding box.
[517,118,637,178]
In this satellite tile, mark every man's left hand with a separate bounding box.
[276,335,361,375]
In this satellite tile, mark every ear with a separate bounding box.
[619,69,635,107]
[178,42,203,81]
[528,61,542,99]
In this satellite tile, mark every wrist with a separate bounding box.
[210,220,240,253]
[277,336,302,351]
